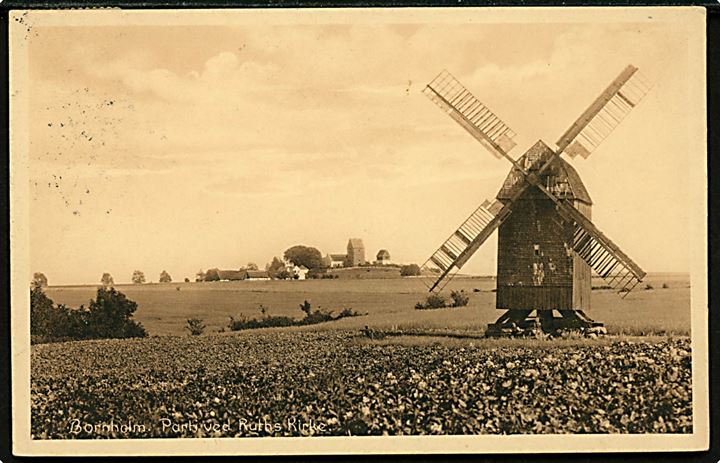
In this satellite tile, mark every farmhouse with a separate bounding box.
[245,270,270,280]
[293,265,309,280]
[217,270,246,281]
[323,254,347,268]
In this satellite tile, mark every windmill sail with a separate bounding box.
[556,65,651,159]
[553,200,646,295]
[423,199,510,292]
[423,70,517,160]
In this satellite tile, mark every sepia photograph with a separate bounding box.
[9,6,708,456]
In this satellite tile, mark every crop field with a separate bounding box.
[31,331,692,438]
[32,273,693,438]
[45,273,691,336]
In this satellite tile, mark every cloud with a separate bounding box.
[24,19,698,284]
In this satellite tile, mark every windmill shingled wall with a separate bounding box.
[496,191,591,311]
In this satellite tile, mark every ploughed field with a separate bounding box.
[31,331,692,438]
[45,273,691,336]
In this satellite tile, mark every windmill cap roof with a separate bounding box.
[496,140,592,205]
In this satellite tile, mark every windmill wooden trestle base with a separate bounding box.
[485,309,606,338]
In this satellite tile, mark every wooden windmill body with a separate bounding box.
[420,66,651,336]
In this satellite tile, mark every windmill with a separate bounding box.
[420,65,652,336]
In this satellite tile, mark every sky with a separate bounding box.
[20,10,702,285]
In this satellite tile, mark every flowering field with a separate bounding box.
[31,331,692,438]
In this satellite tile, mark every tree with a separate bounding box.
[159,270,172,283]
[31,286,146,343]
[32,272,48,289]
[184,277,190,283]
[204,268,220,282]
[276,268,292,280]
[400,264,422,277]
[246,262,259,271]
[101,273,114,287]
[283,245,324,270]
[195,269,205,282]
[266,256,285,278]
[85,287,147,339]
[131,270,146,284]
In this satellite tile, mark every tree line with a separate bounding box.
[30,244,423,288]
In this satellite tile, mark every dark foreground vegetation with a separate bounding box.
[31,287,146,344]
[31,331,691,438]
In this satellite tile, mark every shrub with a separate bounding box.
[662,283,669,289]
[185,318,206,336]
[300,309,335,325]
[400,264,421,277]
[227,301,364,331]
[227,312,295,331]
[415,293,447,310]
[85,287,147,339]
[30,286,146,343]
[449,290,470,307]
[645,284,654,290]
[337,308,362,319]
[30,287,85,344]
[184,278,190,283]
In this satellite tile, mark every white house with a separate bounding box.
[323,253,347,268]
[293,265,309,280]
[375,249,391,265]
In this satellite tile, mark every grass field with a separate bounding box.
[44,272,691,337]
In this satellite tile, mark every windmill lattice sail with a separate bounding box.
[423,199,508,292]
[572,224,645,296]
[556,65,652,159]
[423,70,517,158]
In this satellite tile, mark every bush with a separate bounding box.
[400,264,421,277]
[645,284,654,290]
[185,318,206,336]
[30,287,147,343]
[337,308,362,319]
[300,310,335,325]
[30,287,85,344]
[84,287,147,339]
[449,290,470,307]
[227,312,296,331]
[415,293,447,310]
[227,302,364,331]
[662,283,669,289]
